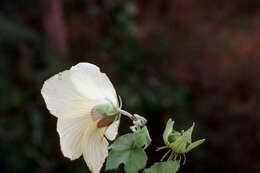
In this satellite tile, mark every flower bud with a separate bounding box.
[163,119,205,154]
[133,114,147,126]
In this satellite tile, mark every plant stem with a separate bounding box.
[118,109,136,121]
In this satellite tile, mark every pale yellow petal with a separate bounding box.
[70,70,104,101]
[105,120,119,141]
[82,122,108,173]
[99,73,118,106]
[58,99,97,119]
[70,63,118,106]
[57,116,91,160]
[41,70,85,117]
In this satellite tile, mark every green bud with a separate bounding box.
[163,119,205,154]
[168,131,182,144]
[134,114,147,125]
[94,103,119,118]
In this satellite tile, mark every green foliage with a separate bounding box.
[143,160,180,173]
[106,133,147,173]
[134,126,151,147]
[0,16,37,45]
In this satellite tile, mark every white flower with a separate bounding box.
[41,63,120,173]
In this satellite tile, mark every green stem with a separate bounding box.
[168,151,174,161]
[156,146,168,151]
[118,109,136,121]
[161,150,171,161]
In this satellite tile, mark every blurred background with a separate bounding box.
[1,0,260,173]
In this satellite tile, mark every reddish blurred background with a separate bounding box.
[0,0,260,173]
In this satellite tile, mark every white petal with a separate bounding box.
[57,116,91,160]
[70,63,118,106]
[41,70,85,117]
[82,122,108,173]
[70,70,104,100]
[99,73,118,106]
[58,99,97,119]
[105,120,119,141]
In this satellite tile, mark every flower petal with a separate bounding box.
[41,70,85,117]
[58,99,97,119]
[57,116,90,160]
[82,122,108,173]
[100,73,118,106]
[105,120,119,141]
[70,63,118,106]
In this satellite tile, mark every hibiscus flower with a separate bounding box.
[41,63,121,173]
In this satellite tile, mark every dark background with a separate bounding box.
[1,0,260,173]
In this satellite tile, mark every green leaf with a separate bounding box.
[124,148,147,173]
[110,134,135,151]
[106,133,148,173]
[143,160,180,173]
[135,126,151,147]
